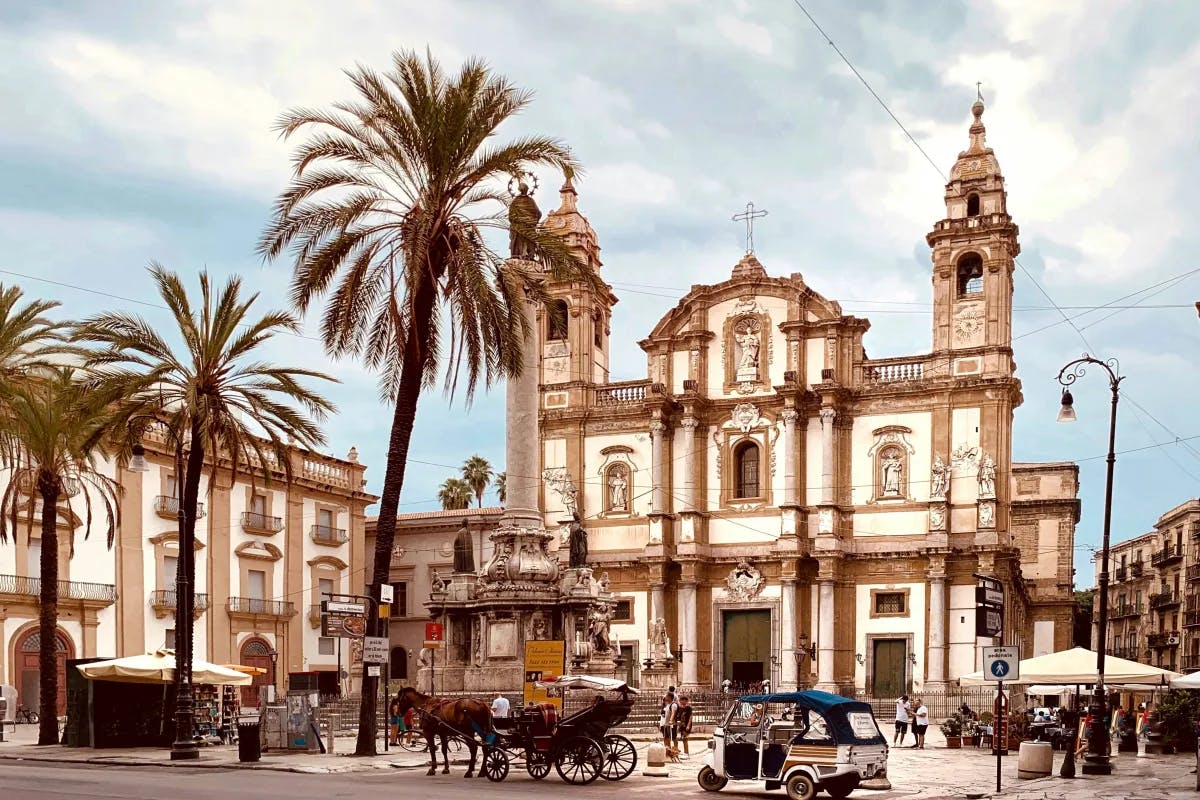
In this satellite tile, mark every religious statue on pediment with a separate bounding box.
[734,318,761,379]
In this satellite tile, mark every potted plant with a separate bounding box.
[940,713,964,748]
[963,717,980,747]
[1008,709,1030,750]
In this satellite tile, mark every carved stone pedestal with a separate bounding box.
[640,664,680,694]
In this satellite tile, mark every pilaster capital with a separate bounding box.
[781,407,800,425]
[819,407,837,426]
[679,416,700,431]
[927,553,947,580]
[649,418,669,437]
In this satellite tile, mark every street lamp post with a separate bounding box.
[1056,354,1123,776]
[127,418,199,760]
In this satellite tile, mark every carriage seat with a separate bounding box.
[522,703,558,735]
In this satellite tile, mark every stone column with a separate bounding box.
[781,578,798,689]
[819,407,836,505]
[650,418,669,515]
[926,556,947,690]
[678,582,698,686]
[816,579,836,690]
[679,416,699,512]
[504,272,543,527]
[781,408,799,507]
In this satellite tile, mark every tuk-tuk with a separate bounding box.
[698,690,888,800]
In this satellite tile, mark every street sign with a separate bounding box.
[425,622,444,642]
[325,600,366,615]
[976,586,1004,606]
[976,605,1003,637]
[363,636,389,664]
[422,640,442,649]
[983,646,1019,682]
[367,665,381,677]
[380,584,394,604]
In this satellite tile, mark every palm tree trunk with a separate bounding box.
[36,471,60,745]
[355,287,434,756]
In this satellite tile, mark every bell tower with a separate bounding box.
[927,95,1019,378]
[541,175,618,385]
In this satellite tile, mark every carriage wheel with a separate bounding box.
[527,750,550,780]
[600,734,637,781]
[554,736,604,785]
[480,747,509,783]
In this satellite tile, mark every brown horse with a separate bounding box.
[394,687,495,777]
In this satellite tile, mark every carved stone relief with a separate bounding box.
[724,560,765,601]
[732,403,762,433]
[978,500,996,529]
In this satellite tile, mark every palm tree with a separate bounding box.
[0,284,69,394]
[75,264,335,757]
[0,367,122,744]
[437,477,473,510]
[495,471,506,505]
[461,455,493,507]
[259,50,597,754]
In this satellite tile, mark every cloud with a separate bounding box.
[715,14,773,57]
[584,163,678,205]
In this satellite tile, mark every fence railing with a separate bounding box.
[153,495,206,519]
[227,597,296,616]
[864,357,927,384]
[594,380,651,406]
[0,573,117,602]
[150,589,210,611]
[241,511,284,533]
[310,525,348,545]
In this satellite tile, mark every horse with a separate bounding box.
[393,687,495,777]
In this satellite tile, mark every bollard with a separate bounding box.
[327,715,335,754]
[643,743,670,777]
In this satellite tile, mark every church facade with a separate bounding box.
[533,99,1079,694]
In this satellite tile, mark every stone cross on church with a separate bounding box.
[731,201,768,254]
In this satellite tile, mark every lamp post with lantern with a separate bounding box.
[1056,354,1123,776]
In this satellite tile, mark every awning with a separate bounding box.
[76,650,252,685]
[534,674,639,694]
[958,647,1178,687]
[1170,671,1200,690]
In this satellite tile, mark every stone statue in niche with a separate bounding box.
[978,453,996,499]
[607,464,629,512]
[453,519,474,573]
[507,178,542,259]
[880,451,903,497]
[568,514,589,569]
[734,318,761,380]
[589,609,611,655]
[930,455,950,500]
[531,612,549,641]
[649,617,668,660]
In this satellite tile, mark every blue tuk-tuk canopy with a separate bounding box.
[737,690,857,713]
[735,690,885,745]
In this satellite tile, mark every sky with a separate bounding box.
[2,0,1198,587]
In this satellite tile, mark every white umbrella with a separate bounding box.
[76,650,252,685]
[1170,671,1200,690]
[957,647,1178,687]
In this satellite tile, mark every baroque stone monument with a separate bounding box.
[419,181,619,692]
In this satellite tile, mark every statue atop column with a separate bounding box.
[568,513,589,569]
[453,519,474,574]
[507,174,542,260]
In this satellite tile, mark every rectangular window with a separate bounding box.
[165,628,176,649]
[391,582,408,618]
[318,637,335,656]
[248,569,266,600]
[318,577,335,602]
[167,473,178,498]
[164,555,179,587]
[250,494,267,516]
[318,508,334,529]
[612,599,634,623]
[27,541,41,578]
[873,592,906,616]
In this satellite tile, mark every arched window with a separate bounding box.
[966,193,980,216]
[734,441,760,499]
[547,300,569,340]
[956,253,984,296]
[390,647,408,680]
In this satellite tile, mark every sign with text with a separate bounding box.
[379,584,394,604]
[976,606,1003,638]
[975,575,1004,638]
[425,622,444,642]
[321,600,367,638]
[983,646,1019,682]
[976,585,1004,606]
[363,636,389,664]
[523,640,565,711]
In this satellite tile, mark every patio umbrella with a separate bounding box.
[76,650,252,685]
[957,647,1178,687]
[1170,671,1200,690]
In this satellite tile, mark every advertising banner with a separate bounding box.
[523,641,565,710]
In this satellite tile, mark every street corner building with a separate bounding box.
[379,99,1080,697]
[0,430,375,715]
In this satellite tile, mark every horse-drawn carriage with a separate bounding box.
[394,675,639,784]
[480,674,639,784]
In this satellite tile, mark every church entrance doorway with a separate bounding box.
[722,609,770,688]
[871,638,907,698]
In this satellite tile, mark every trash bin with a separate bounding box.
[238,716,262,762]
[1017,741,1053,779]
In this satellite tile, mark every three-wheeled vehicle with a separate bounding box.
[698,690,888,800]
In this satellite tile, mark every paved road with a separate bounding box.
[0,761,703,800]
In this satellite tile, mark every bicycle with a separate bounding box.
[15,705,39,724]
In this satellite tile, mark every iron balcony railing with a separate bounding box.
[1184,610,1200,628]
[1147,631,1181,649]
[1114,566,1128,582]
[0,574,117,602]
[310,524,348,546]
[1149,590,1181,610]
[240,511,284,534]
[1151,544,1183,568]
[153,495,206,519]
[1109,604,1143,619]
[1130,560,1145,577]
[149,590,210,611]
[227,597,296,617]
[1188,564,1200,583]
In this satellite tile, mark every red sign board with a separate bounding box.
[425,622,444,642]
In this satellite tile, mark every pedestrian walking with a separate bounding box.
[912,698,929,749]
[894,694,911,746]
[660,691,679,758]
[676,695,694,756]
[491,692,510,718]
